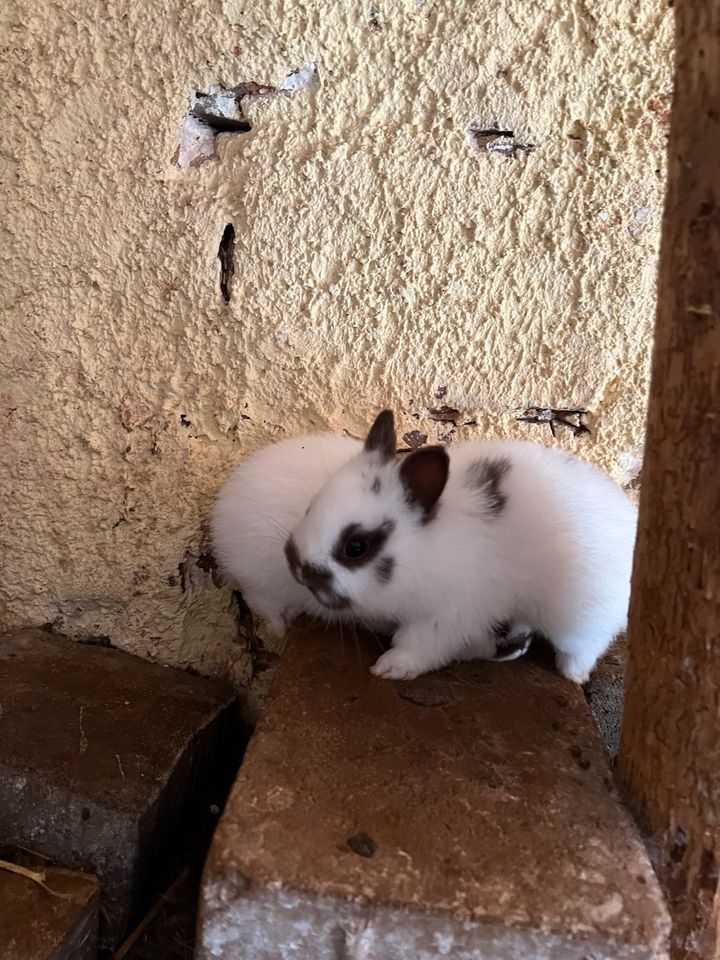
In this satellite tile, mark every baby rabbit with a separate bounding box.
[212,427,528,662]
[285,410,637,683]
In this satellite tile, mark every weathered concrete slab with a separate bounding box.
[0,630,240,948]
[198,622,669,960]
[0,849,98,960]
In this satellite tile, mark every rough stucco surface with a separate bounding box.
[0,1,673,689]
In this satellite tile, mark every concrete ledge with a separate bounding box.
[0,629,240,948]
[198,622,669,960]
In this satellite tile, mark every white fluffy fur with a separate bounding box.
[290,438,638,684]
[212,425,638,684]
[211,434,361,633]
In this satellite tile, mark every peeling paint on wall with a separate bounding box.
[172,64,319,167]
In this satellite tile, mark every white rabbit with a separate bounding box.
[211,433,363,633]
[286,410,638,683]
[211,427,532,661]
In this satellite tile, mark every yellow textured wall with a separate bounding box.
[1,1,672,695]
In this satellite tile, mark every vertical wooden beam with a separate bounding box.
[618,3,720,959]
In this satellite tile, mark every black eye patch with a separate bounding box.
[332,520,395,569]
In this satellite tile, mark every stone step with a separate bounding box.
[198,622,669,960]
[0,629,241,949]
[0,847,99,960]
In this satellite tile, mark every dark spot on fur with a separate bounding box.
[487,621,533,661]
[493,635,532,661]
[376,556,395,583]
[333,520,395,569]
[284,537,302,582]
[467,456,511,516]
[371,476,381,494]
[419,508,438,526]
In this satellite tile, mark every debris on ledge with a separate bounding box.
[1,847,99,960]
[173,64,319,168]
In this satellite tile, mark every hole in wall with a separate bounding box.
[516,406,590,438]
[467,122,535,159]
[172,65,319,168]
[218,224,235,304]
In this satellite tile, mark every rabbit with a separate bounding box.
[211,432,365,634]
[285,409,638,683]
[211,427,533,660]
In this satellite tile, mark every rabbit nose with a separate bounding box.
[298,562,334,593]
[284,537,335,594]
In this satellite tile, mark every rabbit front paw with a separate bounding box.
[370,648,427,681]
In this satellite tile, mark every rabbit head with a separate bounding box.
[284,411,449,615]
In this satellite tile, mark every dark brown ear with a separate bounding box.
[364,410,396,461]
[399,446,449,516]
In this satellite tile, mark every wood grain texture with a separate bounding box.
[618,3,720,958]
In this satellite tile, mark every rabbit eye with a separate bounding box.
[333,521,395,568]
[344,538,369,559]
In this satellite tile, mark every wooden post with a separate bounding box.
[617,2,720,959]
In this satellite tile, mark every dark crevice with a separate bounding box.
[516,406,590,438]
[218,224,235,304]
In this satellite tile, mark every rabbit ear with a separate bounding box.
[399,446,449,516]
[364,410,396,461]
